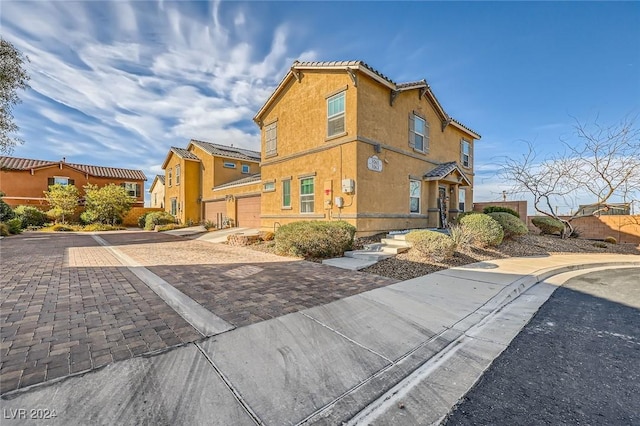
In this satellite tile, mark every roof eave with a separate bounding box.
[449,120,481,140]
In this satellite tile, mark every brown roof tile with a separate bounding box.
[0,156,146,181]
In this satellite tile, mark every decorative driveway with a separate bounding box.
[0,231,397,394]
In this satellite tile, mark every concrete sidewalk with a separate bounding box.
[1,254,638,425]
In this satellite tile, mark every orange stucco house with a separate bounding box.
[0,156,147,208]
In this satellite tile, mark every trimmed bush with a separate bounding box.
[138,213,149,229]
[80,210,98,225]
[82,224,126,232]
[405,230,456,261]
[604,236,617,244]
[483,206,520,218]
[144,211,176,230]
[459,213,504,247]
[487,212,528,239]
[156,223,187,231]
[6,218,23,234]
[531,216,564,235]
[453,211,479,224]
[275,220,356,258]
[13,206,47,228]
[0,223,9,236]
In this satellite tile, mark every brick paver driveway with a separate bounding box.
[1,231,397,394]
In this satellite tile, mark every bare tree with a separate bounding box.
[499,116,640,238]
[1,38,30,154]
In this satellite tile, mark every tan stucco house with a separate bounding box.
[252,60,480,235]
[149,175,165,208]
[161,140,261,225]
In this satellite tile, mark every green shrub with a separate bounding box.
[156,223,187,231]
[6,218,23,234]
[459,213,504,247]
[453,211,479,224]
[531,216,564,235]
[13,206,47,228]
[51,224,75,232]
[482,206,520,218]
[144,211,176,230]
[203,220,216,230]
[275,220,356,258]
[0,197,15,222]
[82,223,126,232]
[603,236,617,244]
[137,213,149,229]
[593,242,607,249]
[487,212,528,239]
[0,223,9,236]
[405,230,456,261]
[80,210,98,225]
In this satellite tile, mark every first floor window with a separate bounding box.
[459,188,466,212]
[170,198,177,215]
[409,180,421,213]
[263,181,275,191]
[282,179,291,208]
[461,140,471,168]
[327,91,345,137]
[300,177,314,213]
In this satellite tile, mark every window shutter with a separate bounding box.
[136,184,141,197]
[469,142,473,167]
[48,178,55,186]
[408,113,415,148]
[68,179,75,185]
[424,121,430,152]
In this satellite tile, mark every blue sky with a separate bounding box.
[2,1,639,211]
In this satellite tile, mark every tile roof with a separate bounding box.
[190,139,261,162]
[170,147,200,160]
[156,175,165,185]
[214,173,261,190]
[423,161,471,185]
[0,156,146,180]
[293,60,396,85]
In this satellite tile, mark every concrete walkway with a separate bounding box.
[1,254,638,425]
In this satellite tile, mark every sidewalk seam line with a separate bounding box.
[194,342,265,426]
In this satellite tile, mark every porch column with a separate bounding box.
[426,180,439,228]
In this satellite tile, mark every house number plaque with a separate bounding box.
[367,155,383,172]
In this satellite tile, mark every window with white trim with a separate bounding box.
[409,179,421,214]
[122,182,139,197]
[170,198,177,215]
[223,162,236,169]
[282,179,291,208]
[265,121,277,156]
[168,169,172,187]
[459,188,466,212]
[300,177,315,213]
[175,165,180,185]
[241,164,250,174]
[327,92,345,137]
[461,140,471,168]
[54,176,70,185]
[409,113,429,152]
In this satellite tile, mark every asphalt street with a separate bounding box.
[444,267,640,425]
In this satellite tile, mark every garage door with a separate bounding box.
[236,196,261,228]
[204,200,227,227]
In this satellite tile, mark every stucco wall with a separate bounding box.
[473,201,528,220]
[571,215,640,244]
[209,181,263,228]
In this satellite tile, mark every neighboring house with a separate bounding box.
[0,156,146,208]
[253,60,480,235]
[149,175,165,208]
[161,140,261,225]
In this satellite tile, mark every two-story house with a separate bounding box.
[161,140,261,225]
[0,156,146,209]
[253,60,480,235]
[149,175,165,209]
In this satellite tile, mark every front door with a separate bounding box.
[438,186,448,228]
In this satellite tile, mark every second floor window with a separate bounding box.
[48,177,74,186]
[265,121,277,156]
[327,92,345,137]
[409,113,428,152]
[242,164,250,174]
[461,140,471,168]
[224,162,236,169]
[168,169,172,186]
[122,182,139,197]
[175,165,180,185]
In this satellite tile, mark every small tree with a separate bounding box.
[83,183,133,225]
[499,116,640,238]
[44,184,79,224]
[0,191,15,221]
[1,38,31,154]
